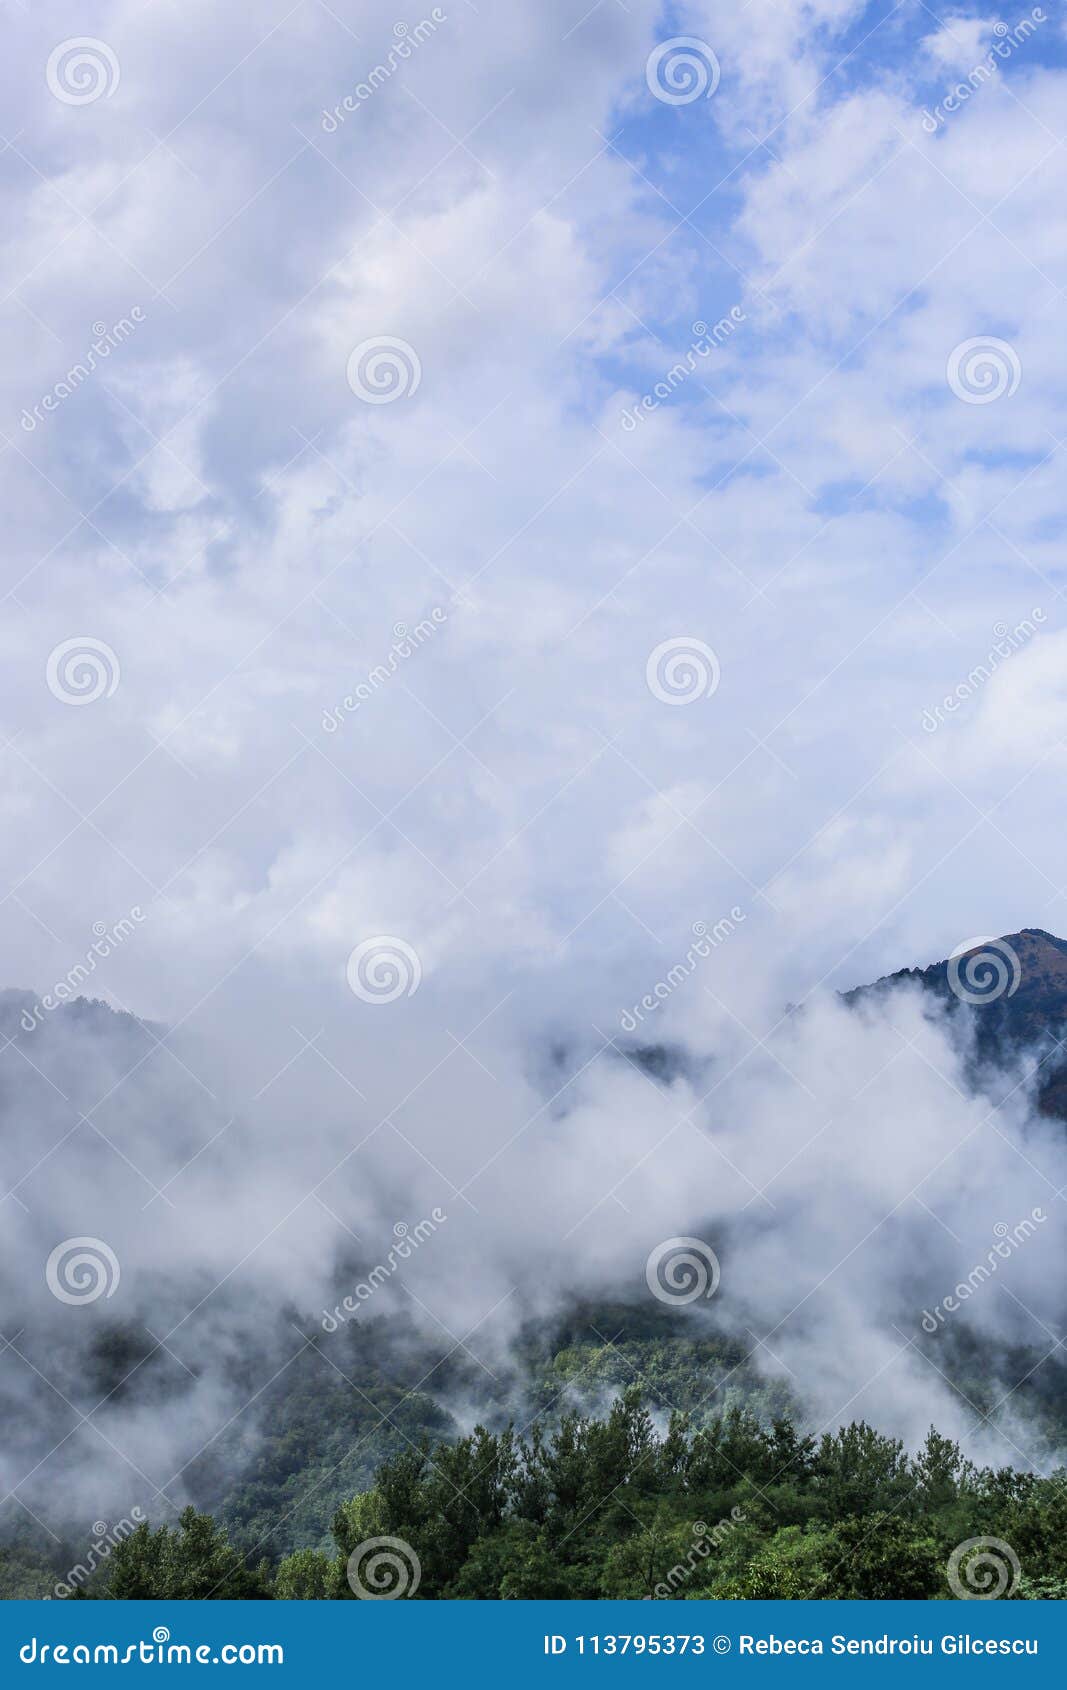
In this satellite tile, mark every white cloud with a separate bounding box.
[0,0,1065,1517]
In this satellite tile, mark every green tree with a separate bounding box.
[823,1513,941,1599]
[106,1508,272,1600]
[274,1547,335,1599]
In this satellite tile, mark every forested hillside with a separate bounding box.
[3,933,1065,1602]
[5,1391,1065,1601]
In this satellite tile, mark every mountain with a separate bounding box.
[0,988,166,1044]
[3,935,1067,1585]
[842,927,1067,1120]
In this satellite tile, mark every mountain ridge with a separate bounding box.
[843,926,1067,1120]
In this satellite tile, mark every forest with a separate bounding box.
[4,1389,1064,1601]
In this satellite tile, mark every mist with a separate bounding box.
[2,929,1064,1538]
[2,0,1067,1560]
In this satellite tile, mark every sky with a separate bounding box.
[2,0,1067,1533]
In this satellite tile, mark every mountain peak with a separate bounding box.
[845,926,1067,1120]
[941,929,1067,1000]
[0,988,163,1043]
[850,928,1067,997]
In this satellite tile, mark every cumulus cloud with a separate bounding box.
[1,0,1065,1531]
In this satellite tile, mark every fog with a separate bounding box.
[1,938,1064,1532]
[2,0,1066,1543]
